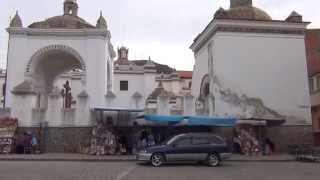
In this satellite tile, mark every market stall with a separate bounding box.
[0,118,18,154]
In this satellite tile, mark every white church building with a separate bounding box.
[6,0,115,127]
[191,0,312,125]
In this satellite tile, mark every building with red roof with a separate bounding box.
[306,29,320,146]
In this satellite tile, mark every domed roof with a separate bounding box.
[226,6,271,21]
[214,0,272,21]
[28,15,95,29]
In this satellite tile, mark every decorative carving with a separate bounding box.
[61,81,73,108]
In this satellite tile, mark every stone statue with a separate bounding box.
[61,81,72,108]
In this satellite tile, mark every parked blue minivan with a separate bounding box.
[136,133,231,167]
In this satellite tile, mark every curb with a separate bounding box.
[0,158,295,163]
[226,159,295,163]
[0,158,137,162]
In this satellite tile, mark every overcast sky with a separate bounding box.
[0,0,319,70]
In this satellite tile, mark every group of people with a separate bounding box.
[15,132,38,154]
[131,125,157,154]
[233,129,275,156]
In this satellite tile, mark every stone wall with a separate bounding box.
[210,125,313,153]
[14,125,313,153]
[17,127,92,153]
[265,125,313,152]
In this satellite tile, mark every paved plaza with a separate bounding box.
[0,161,319,180]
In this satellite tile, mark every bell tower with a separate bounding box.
[64,0,78,16]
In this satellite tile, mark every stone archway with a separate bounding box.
[200,74,210,98]
[26,45,86,73]
[26,44,86,108]
[196,74,210,115]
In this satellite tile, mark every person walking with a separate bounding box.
[31,134,38,154]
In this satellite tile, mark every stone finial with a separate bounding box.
[230,0,252,8]
[96,11,108,29]
[286,11,303,23]
[214,7,227,19]
[10,11,23,27]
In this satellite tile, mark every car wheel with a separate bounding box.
[206,153,220,167]
[151,153,164,167]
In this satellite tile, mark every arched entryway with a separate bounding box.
[26,45,86,108]
[196,74,211,115]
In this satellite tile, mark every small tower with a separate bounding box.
[96,11,108,29]
[64,0,78,16]
[118,47,129,60]
[10,11,23,27]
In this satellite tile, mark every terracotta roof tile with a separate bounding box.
[177,71,192,79]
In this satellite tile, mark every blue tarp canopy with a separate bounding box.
[144,115,185,123]
[144,114,237,126]
[187,116,237,126]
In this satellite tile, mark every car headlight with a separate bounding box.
[140,149,148,153]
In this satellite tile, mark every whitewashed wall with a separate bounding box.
[192,32,311,124]
[112,73,157,109]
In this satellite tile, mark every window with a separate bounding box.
[211,136,224,145]
[309,79,314,93]
[174,138,192,146]
[192,137,211,145]
[317,76,320,91]
[120,81,128,91]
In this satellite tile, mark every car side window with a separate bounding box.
[192,137,211,145]
[174,138,192,147]
[211,136,224,145]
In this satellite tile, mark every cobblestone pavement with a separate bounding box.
[0,161,319,180]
